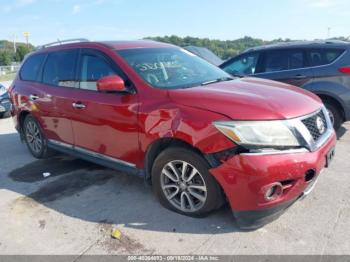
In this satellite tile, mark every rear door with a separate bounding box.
[70,48,139,165]
[39,48,79,145]
[14,53,48,129]
[255,49,313,87]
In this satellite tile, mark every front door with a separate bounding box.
[70,48,139,166]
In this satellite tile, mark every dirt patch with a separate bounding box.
[9,196,43,217]
[11,195,40,209]
[8,155,103,183]
[38,219,46,229]
[97,221,152,254]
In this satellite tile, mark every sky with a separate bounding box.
[0,0,349,46]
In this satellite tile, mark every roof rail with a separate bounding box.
[36,38,89,50]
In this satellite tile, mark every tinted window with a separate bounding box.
[20,53,46,81]
[307,49,344,66]
[79,54,118,91]
[42,50,78,87]
[222,53,260,75]
[264,50,304,73]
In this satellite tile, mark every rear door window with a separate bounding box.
[20,53,46,81]
[307,49,344,66]
[222,52,260,75]
[42,49,78,87]
[263,49,305,73]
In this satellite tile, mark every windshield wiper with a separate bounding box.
[201,77,234,86]
[230,73,244,78]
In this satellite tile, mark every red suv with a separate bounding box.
[9,39,336,229]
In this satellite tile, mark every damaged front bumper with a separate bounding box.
[209,130,337,229]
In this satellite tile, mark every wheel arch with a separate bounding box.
[316,93,346,121]
[144,137,203,182]
[145,137,228,210]
[303,81,347,121]
[18,110,31,141]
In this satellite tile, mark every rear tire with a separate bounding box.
[23,115,55,159]
[323,101,342,130]
[152,147,224,217]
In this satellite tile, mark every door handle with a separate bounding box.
[29,94,39,101]
[72,102,86,109]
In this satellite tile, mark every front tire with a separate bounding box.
[323,101,342,130]
[152,147,224,217]
[23,115,54,159]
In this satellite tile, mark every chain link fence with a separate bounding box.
[0,65,20,81]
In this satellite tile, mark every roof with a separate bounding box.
[183,46,224,66]
[100,40,175,50]
[244,40,350,53]
[35,39,175,52]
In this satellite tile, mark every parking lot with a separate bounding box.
[0,80,349,255]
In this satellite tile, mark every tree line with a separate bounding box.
[1,35,348,65]
[0,40,33,66]
[146,35,349,60]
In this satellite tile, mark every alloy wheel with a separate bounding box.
[160,160,207,212]
[25,119,42,154]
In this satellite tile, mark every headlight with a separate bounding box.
[213,120,301,148]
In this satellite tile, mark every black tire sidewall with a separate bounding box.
[324,101,342,130]
[152,147,223,217]
[23,115,50,159]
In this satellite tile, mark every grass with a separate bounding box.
[0,73,16,82]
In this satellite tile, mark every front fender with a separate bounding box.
[139,103,235,166]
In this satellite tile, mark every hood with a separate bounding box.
[168,77,322,120]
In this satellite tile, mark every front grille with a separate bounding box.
[301,110,328,141]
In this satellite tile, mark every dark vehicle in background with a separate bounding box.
[0,84,11,118]
[184,46,224,66]
[220,40,350,130]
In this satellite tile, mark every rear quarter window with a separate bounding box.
[19,53,46,81]
[307,49,344,66]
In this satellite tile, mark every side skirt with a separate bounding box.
[48,140,144,177]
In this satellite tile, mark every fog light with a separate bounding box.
[264,182,283,201]
[305,169,316,183]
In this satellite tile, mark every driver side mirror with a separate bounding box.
[97,75,127,93]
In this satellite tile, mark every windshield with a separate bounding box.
[117,48,231,89]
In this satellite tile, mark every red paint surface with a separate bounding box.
[10,41,335,214]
